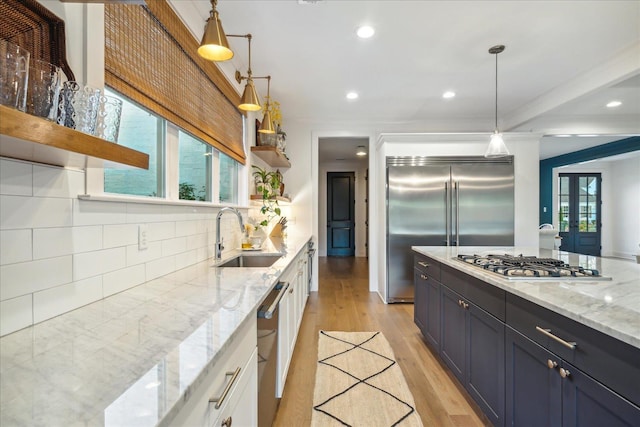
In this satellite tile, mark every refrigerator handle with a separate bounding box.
[445,182,450,246]
[455,181,460,246]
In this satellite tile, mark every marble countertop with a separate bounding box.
[412,246,640,350]
[0,235,311,427]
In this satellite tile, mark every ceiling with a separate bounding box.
[170,1,640,163]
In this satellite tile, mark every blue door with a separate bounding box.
[327,172,355,256]
[558,174,601,256]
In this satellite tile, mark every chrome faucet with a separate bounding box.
[215,207,245,260]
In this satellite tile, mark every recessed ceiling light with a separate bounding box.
[606,100,622,108]
[578,134,598,137]
[356,145,367,156]
[555,134,572,137]
[357,26,375,39]
[442,91,456,99]
[346,91,358,100]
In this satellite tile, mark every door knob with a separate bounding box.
[559,368,571,378]
[547,359,558,369]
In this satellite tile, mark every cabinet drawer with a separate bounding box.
[441,263,505,321]
[414,253,441,282]
[210,348,258,427]
[168,317,257,426]
[506,293,640,407]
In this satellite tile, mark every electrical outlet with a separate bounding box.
[138,224,148,250]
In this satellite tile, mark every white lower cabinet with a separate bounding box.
[276,249,309,398]
[210,349,258,427]
[170,317,257,427]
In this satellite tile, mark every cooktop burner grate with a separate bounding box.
[456,254,608,280]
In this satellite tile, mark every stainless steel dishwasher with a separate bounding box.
[257,281,289,427]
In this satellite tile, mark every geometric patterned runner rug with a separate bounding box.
[312,331,424,427]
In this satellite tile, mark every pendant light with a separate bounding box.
[236,34,262,112]
[485,44,510,158]
[259,76,275,134]
[197,0,233,61]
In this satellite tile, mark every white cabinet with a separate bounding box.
[276,248,309,398]
[170,317,257,427]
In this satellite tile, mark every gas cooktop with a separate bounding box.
[456,254,612,281]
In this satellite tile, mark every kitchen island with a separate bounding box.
[0,235,311,426]
[412,246,640,427]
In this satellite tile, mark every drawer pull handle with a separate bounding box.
[221,416,233,427]
[420,274,428,280]
[547,359,558,369]
[417,261,430,268]
[559,367,571,379]
[535,326,577,350]
[210,367,241,409]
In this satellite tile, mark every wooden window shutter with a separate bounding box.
[104,1,245,164]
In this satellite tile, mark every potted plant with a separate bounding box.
[252,165,282,228]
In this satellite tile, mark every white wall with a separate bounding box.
[318,161,368,257]
[554,155,640,260]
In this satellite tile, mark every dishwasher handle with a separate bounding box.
[258,282,289,319]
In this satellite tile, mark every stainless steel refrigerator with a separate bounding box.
[386,156,514,302]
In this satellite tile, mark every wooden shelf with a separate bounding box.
[250,146,291,168]
[0,105,149,170]
[250,194,291,204]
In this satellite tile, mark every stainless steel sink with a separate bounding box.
[215,254,282,268]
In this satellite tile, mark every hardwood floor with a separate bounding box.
[273,256,489,427]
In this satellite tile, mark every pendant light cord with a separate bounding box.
[495,51,498,131]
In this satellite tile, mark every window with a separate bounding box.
[219,152,238,204]
[179,131,212,202]
[103,88,242,204]
[104,88,165,197]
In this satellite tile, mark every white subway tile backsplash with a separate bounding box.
[161,237,187,257]
[0,196,72,230]
[146,255,176,281]
[0,180,244,335]
[147,222,175,242]
[0,295,32,336]
[33,165,84,198]
[175,249,198,270]
[33,227,73,259]
[0,159,32,196]
[126,241,162,266]
[126,203,167,224]
[103,265,146,297]
[33,276,102,324]
[73,248,126,281]
[103,224,138,249]
[73,199,127,226]
[0,256,72,300]
[0,229,32,265]
[186,233,207,251]
[175,220,198,237]
[71,226,103,253]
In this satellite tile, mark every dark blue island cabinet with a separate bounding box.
[506,294,640,427]
[413,251,640,427]
[415,253,506,427]
[414,255,441,351]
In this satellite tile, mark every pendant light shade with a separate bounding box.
[485,131,509,158]
[239,78,261,111]
[197,1,234,61]
[485,44,510,158]
[259,109,275,133]
[258,76,275,133]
